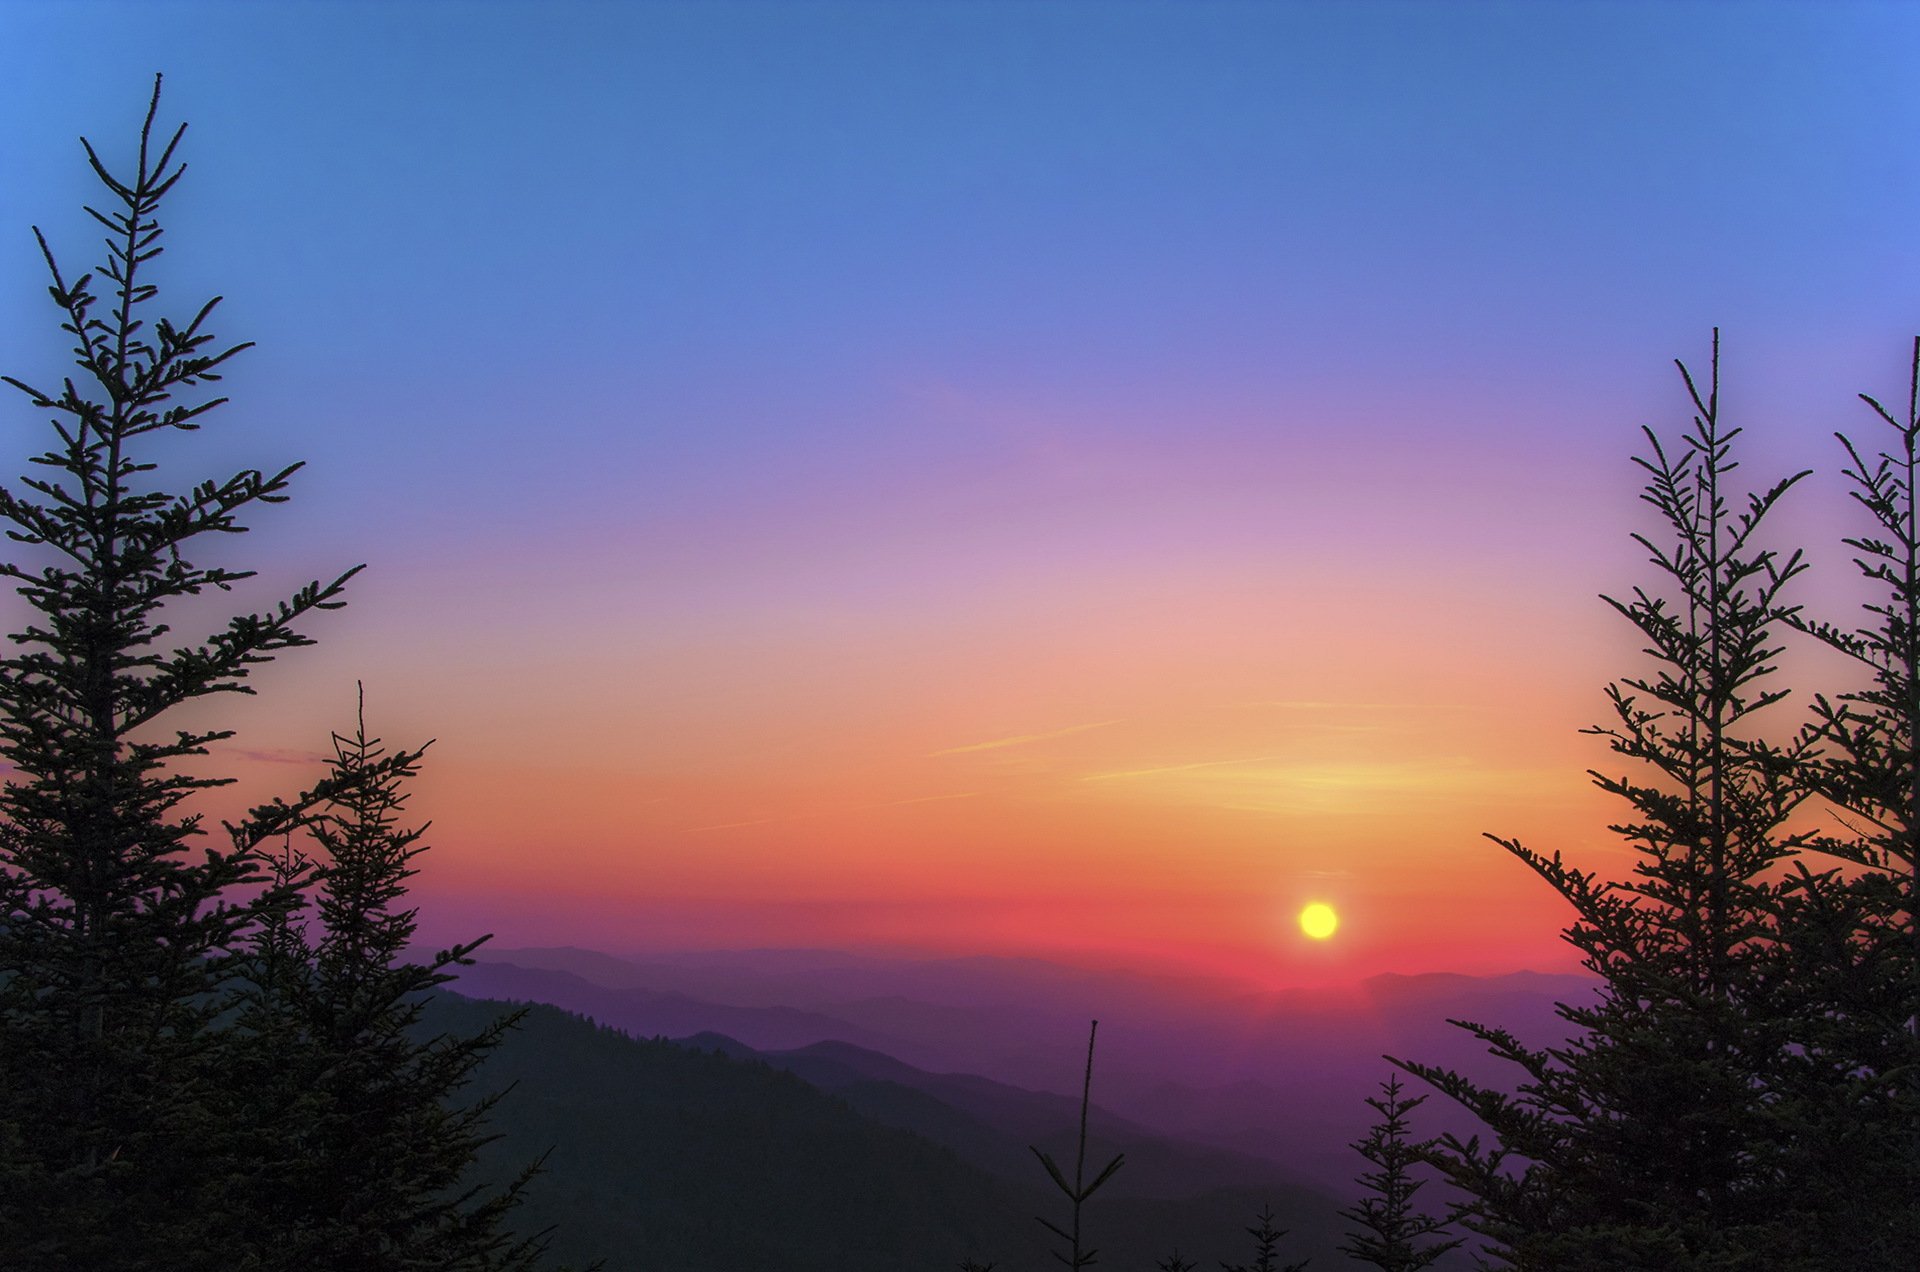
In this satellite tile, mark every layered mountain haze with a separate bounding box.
[461,946,1597,1193]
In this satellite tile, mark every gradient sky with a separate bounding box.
[2,0,1916,984]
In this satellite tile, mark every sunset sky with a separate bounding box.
[2,1,1915,984]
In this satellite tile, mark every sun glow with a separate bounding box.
[1299,902,1339,940]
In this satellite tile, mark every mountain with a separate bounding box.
[700,1036,1312,1202]
[432,993,1382,1271]
[471,945,1599,1189]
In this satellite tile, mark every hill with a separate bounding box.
[430,994,1383,1270]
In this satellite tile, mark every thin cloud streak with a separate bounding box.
[930,720,1120,757]
[1083,755,1287,782]
[688,791,977,833]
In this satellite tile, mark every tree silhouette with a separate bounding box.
[1394,332,1817,1270]
[0,75,370,1268]
[1030,1020,1125,1269]
[1339,1076,1459,1271]
[1756,341,1920,1263]
[231,690,548,1269]
[1218,1203,1308,1272]
[0,78,551,1269]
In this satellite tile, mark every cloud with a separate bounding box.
[689,791,977,833]
[859,791,979,809]
[930,720,1120,757]
[1082,755,1286,783]
[231,747,329,765]
[686,816,778,833]
[1233,700,1471,713]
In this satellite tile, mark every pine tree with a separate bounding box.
[1393,332,1815,1271]
[1030,1020,1125,1270]
[1755,341,1920,1264]
[0,76,364,1269]
[1338,1076,1460,1271]
[1218,1203,1308,1272]
[0,79,556,1270]
[231,691,548,1270]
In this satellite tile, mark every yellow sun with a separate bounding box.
[1299,902,1339,940]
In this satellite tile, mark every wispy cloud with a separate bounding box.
[231,747,329,765]
[687,816,779,833]
[1233,700,1471,713]
[860,791,979,809]
[930,720,1120,757]
[1083,755,1286,782]
[689,791,977,833]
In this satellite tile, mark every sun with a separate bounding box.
[1299,902,1339,940]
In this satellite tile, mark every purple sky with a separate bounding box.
[2,1,1915,981]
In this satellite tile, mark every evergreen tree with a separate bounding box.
[1393,333,1815,1271]
[1338,1076,1459,1272]
[1756,341,1920,1264]
[1218,1203,1308,1272]
[0,79,554,1270]
[232,692,547,1270]
[0,76,363,1269]
[1030,1020,1125,1270]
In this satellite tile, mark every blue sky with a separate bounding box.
[2,1,1916,973]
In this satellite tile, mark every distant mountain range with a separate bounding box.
[457,945,1598,1190]
[442,993,1360,1272]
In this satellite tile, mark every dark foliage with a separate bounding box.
[1338,1076,1459,1271]
[1394,333,1920,1270]
[0,76,360,1270]
[1218,1203,1308,1272]
[0,79,546,1269]
[433,995,1012,1272]
[1030,1020,1126,1269]
[230,695,548,1269]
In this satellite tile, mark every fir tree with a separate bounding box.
[1338,1076,1460,1272]
[1394,332,1815,1271]
[0,76,363,1269]
[1218,1203,1308,1272]
[232,691,547,1270]
[1030,1020,1125,1270]
[1756,341,1920,1264]
[0,79,556,1270]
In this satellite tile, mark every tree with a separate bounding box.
[1338,1076,1460,1272]
[1753,340,1920,1264]
[1394,332,1816,1270]
[0,78,550,1269]
[231,691,548,1270]
[1218,1203,1308,1272]
[1030,1020,1125,1270]
[0,75,366,1269]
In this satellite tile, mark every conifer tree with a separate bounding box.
[1756,342,1920,1264]
[0,76,366,1269]
[0,79,554,1270]
[232,692,547,1270]
[1394,333,1814,1271]
[1338,1076,1459,1272]
[1030,1020,1125,1270]
[1218,1203,1308,1272]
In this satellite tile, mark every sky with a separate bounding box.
[2,0,1916,985]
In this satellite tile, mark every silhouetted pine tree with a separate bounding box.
[0,79,552,1270]
[1030,1020,1125,1270]
[1219,1203,1308,1272]
[1338,1076,1459,1271]
[1755,342,1920,1264]
[0,77,365,1269]
[1394,332,1815,1271]
[232,694,547,1270]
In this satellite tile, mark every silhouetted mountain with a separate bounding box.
[706,1036,1312,1201]
[432,993,1390,1270]
[456,960,912,1054]
[474,945,1598,1189]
